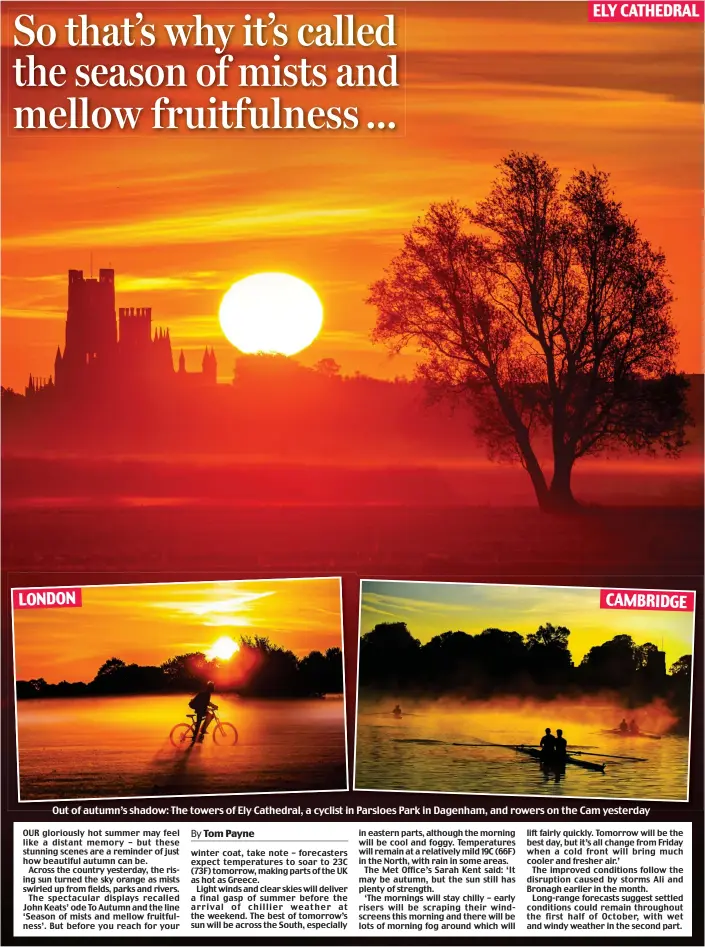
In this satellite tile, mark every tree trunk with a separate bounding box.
[512,428,552,511]
[548,449,579,512]
[524,451,553,512]
[490,382,553,511]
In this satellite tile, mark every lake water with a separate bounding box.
[355,702,689,801]
[17,694,347,801]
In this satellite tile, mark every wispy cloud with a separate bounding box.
[151,589,275,620]
[4,200,414,251]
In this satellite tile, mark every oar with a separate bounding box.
[393,738,446,744]
[393,738,621,758]
[467,743,647,763]
[458,742,597,751]
[453,741,541,748]
[394,739,545,749]
[570,750,648,762]
[455,741,599,750]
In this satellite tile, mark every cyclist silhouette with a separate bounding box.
[189,681,218,744]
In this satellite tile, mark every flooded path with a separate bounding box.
[18,694,347,800]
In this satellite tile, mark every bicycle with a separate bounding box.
[169,710,238,748]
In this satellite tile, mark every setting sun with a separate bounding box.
[207,635,240,661]
[219,272,323,356]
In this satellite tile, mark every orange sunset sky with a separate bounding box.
[13,578,343,682]
[1,2,703,392]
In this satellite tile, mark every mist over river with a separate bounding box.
[355,702,689,801]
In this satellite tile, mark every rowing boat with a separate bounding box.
[391,738,638,770]
[600,729,661,741]
[515,745,606,772]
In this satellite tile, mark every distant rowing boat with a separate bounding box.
[515,745,606,773]
[362,710,422,718]
[600,729,661,741]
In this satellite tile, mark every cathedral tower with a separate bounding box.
[64,268,117,371]
[202,347,217,384]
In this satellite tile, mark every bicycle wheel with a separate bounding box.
[170,723,194,748]
[212,722,238,746]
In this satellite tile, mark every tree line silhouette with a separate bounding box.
[3,354,482,465]
[16,635,343,701]
[358,621,691,728]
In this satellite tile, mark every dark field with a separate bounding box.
[3,459,702,601]
[3,498,701,580]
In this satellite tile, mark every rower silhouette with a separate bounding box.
[555,729,567,760]
[392,704,402,717]
[539,727,556,760]
[618,718,629,732]
[628,718,640,734]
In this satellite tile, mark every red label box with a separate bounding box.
[12,587,83,609]
[600,589,695,611]
[588,2,704,22]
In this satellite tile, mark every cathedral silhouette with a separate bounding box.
[26,268,217,396]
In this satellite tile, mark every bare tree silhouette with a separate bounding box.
[369,152,689,511]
